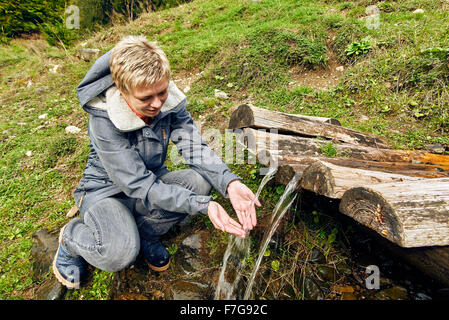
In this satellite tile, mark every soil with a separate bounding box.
[288,48,344,91]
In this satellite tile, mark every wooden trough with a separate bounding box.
[229,103,449,285]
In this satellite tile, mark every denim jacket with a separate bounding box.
[73,51,240,215]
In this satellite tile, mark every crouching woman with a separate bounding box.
[53,35,261,289]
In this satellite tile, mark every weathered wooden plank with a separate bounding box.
[279,159,448,179]
[300,161,425,199]
[229,104,390,148]
[339,178,449,247]
[285,112,341,126]
[238,128,449,170]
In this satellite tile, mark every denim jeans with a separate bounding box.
[62,169,211,272]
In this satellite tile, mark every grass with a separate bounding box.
[0,0,448,299]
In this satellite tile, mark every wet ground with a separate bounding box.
[268,190,449,301]
[108,189,449,300]
[32,189,449,300]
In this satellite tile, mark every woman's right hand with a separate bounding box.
[207,201,246,238]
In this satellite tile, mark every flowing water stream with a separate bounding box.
[214,167,302,300]
[214,166,278,300]
[243,173,301,300]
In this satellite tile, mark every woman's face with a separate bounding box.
[122,77,169,118]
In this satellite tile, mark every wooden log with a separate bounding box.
[280,158,449,178]
[274,163,449,285]
[229,104,390,148]
[339,178,449,247]
[285,112,341,126]
[238,128,449,170]
[300,161,425,199]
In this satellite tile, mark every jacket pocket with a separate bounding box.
[138,132,164,170]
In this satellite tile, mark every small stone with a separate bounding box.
[309,248,326,264]
[375,285,408,300]
[336,66,344,72]
[317,265,338,282]
[38,113,48,119]
[302,276,324,300]
[36,278,66,300]
[181,233,202,250]
[415,292,432,300]
[26,80,33,88]
[336,262,352,275]
[26,151,32,157]
[31,229,59,281]
[413,9,424,14]
[49,64,60,74]
[214,89,228,99]
[78,48,100,61]
[425,144,445,153]
[183,85,191,93]
[360,115,369,121]
[166,280,211,300]
[65,125,81,134]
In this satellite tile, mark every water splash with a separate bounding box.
[243,173,301,300]
[254,166,278,203]
[214,235,250,299]
[214,166,278,300]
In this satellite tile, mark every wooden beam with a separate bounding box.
[339,178,449,247]
[238,128,449,170]
[279,159,448,179]
[229,104,390,148]
[284,112,341,126]
[300,161,424,199]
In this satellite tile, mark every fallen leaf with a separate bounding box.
[331,285,355,293]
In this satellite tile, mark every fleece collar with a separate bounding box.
[86,80,186,132]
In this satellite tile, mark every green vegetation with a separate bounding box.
[0,0,67,37]
[0,0,190,43]
[0,0,448,299]
[65,269,114,300]
[320,141,338,158]
[345,37,373,57]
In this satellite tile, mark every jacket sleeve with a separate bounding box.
[170,103,241,198]
[89,114,211,215]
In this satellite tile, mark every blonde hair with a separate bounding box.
[110,35,171,94]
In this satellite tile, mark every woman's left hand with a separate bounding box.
[227,180,261,231]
